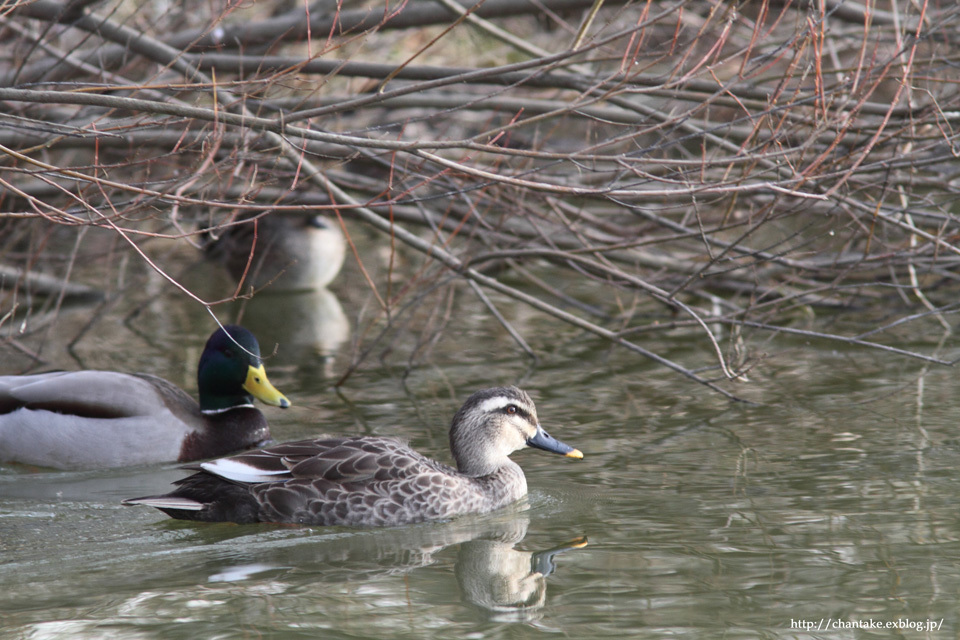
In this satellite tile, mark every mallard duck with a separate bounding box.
[123,386,582,526]
[0,325,290,470]
[205,214,346,291]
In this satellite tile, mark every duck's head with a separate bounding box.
[197,325,291,414]
[449,386,582,477]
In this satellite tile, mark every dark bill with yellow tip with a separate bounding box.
[243,364,291,408]
[527,425,583,459]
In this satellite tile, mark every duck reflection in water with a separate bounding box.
[196,512,586,623]
[455,522,588,622]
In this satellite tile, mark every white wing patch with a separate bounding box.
[201,458,289,483]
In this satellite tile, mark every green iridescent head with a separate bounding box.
[196,325,290,413]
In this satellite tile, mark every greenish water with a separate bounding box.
[2,242,959,639]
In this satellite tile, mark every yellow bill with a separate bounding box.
[243,364,290,408]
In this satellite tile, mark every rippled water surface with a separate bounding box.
[2,247,959,639]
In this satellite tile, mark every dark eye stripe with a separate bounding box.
[502,405,531,421]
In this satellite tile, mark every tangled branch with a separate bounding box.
[1,0,959,398]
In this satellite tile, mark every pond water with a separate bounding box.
[2,231,959,639]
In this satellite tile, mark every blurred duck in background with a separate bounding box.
[205,214,346,292]
[204,213,351,365]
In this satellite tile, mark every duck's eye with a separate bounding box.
[506,405,518,415]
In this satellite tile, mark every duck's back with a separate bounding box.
[0,371,198,469]
[170,436,528,527]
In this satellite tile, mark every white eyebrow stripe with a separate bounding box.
[476,396,532,415]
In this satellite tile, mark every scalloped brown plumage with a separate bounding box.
[123,387,583,527]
